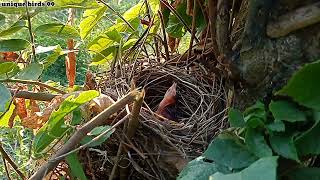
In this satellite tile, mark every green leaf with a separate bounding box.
[15,63,43,80]
[80,6,107,39]
[40,45,64,69]
[0,39,30,52]
[204,133,258,169]
[178,156,229,180]
[80,126,115,147]
[228,108,245,127]
[70,108,82,126]
[295,111,320,156]
[0,104,15,127]
[210,156,278,180]
[245,128,272,158]
[269,134,299,161]
[269,100,306,122]
[46,0,99,10]
[277,60,320,110]
[285,167,320,180]
[0,62,18,75]
[35,23,80,39]
[0,20,27,37]
[33,91,99,155]
[266,121,285,132]
[166,2,191,38]
[0,14,5,25]
[0,83,11,113]
[66,152,87,180]
[92,45,117,63]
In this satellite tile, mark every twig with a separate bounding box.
[158,10,170,61]
[0,142,26,179]
[24,0,36,63]
[96,0,135,31]
[29,90,139,180]
[187,0,197,60]
[0,79,66,94]
[126,90,145,138]
[9,89,58,101]
[109,142,123,180]
[159,0,199,43]
[2,156,11,180]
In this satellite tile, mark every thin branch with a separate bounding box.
[160,0,199,43]
[158,10,170,61]
[187,0,197,60]
[24,0,36,63]
[2,156,11,180]
[9,89,58,101]
[29,90,139,180]
[207,0,220,59]
[96,0,135,31]
[126,90,145,139]
[0,142,26,180]
[0,79,66,94]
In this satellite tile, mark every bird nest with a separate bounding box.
[88,59,229,179]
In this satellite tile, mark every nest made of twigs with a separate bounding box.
[90,59,228,179]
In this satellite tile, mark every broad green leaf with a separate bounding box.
[178,156,230,180]
[277,60,320,110]
[285,167,320,180]
[87,3,142,52]
[269,134,299,161]
[80,6,107,39]
[0,14,5,25]
[295,111,320,156]
[149,0,160,14]
[105,30,122,43]
[0,62,18,75]
[80,125,115,147]
[41,45,64,68]
[35,45,59,54]
[35,23,80,39]
[15,63,43,80]
[46,0,99,10]
[0,83,11,113]
[0,39,30,52]
[0,104,15,127]
[266,121,285,132]
[228,108,245,127]
[243,101,266,128]
[166,2,191,38]
[70,108,82,126]
[122,38,137,50]
[0,7,25,14]
[245,128,272,158]
[33,91,99,155]
[204,133,258,169]
[92,45,117,63]
[0,20,27,37]
[210,156,278,180]
[269,100,306,122]
[66,152,87,180]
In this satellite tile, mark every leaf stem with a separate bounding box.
[24,0,36,63]
[0,79,66,94]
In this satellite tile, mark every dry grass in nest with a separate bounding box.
[93,59,229,179]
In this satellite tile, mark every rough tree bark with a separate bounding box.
[217,0,320,109]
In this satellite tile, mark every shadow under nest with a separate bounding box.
[81,60,229,179]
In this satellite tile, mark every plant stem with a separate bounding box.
[24,0,36,63]
[0,79,66,94]
[0,142,26,180]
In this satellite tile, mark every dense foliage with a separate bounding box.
[178,60,320,180]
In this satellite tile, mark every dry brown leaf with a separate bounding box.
[156,82,177,120]
[84,71,97,90]
[0,52,19,61]
[14,98,27,119]
[22,96,64,129]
